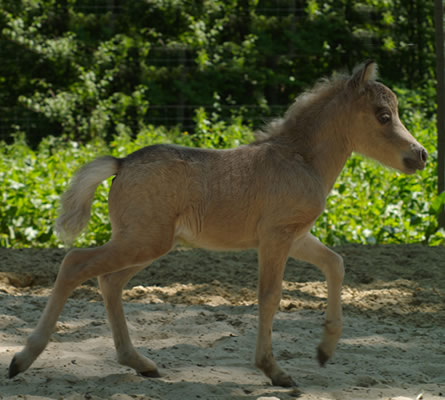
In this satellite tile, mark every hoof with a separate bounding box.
[9,356,21,379]
[317,346,329,367]
[271,373,298,388]
[139,369,161,378]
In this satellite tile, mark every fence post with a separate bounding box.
[435,0,445,227]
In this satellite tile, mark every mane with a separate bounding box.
[255,73,349,142]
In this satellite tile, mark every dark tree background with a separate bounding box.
[0,0,436,144]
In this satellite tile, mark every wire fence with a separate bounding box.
[50,2,308,16]
[0,104,290,138]
[0,0,432,141]
[0,1,310,140]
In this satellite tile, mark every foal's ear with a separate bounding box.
[349,60,378,92]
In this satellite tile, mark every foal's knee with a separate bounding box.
[56,248,94,288]
[328,252,344,284]
[98,270,130,297]
[334,254,345,281]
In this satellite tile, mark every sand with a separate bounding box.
[0,244,444,400]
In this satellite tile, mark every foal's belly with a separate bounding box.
[182,236,258,251]
[175,217,259,251]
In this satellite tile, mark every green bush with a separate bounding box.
[0,110,253,248]
[0,0,435,143]
[1,100,443,248]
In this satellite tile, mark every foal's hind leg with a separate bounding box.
[9,240,159,378]
[289,233,344,365]
[98,266,160,377]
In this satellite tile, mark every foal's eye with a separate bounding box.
[377,112,391,124]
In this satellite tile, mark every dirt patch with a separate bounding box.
[1,245,444,399]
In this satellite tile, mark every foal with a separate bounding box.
[9,61,427,387]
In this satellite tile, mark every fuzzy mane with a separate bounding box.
[255,73,349,142]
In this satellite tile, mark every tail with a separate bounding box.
[55,156,120,245]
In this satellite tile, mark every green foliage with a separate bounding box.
[0,0,436,143]
[0,0,442,248]
[0,99,443,248]
[0,115,253,248]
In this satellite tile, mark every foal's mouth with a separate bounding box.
[402,149,427,174]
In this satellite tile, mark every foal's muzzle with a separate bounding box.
[403,145,428,173]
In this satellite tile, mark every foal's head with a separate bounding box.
[347,61,427,174]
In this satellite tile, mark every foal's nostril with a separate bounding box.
[420,148,428,163]
[404,146,428,172]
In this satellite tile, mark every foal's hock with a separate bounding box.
[9,61,427,387]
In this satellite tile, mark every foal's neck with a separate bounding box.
[309,126,351,195]
[256,81,353,196]
[289,89,352,195]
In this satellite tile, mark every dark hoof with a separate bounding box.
[271,374,298,388]
[9,356,21,379]
[317,346,329,367]
[139,369,161,378]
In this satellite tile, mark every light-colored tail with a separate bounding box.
[55,156,120,245]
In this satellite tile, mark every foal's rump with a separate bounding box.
[107,145,207,239]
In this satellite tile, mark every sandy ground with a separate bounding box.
[0,244,444,400]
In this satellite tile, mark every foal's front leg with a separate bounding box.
[255,240,296,387]
[289,233,345,365]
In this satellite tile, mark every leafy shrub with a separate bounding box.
[0,0,435,143]
[1,98,444,248]
[0,112,253,248]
